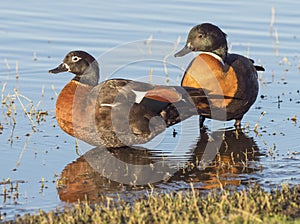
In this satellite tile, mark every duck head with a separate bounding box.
[175,23,228,61]
[49,50,99,86]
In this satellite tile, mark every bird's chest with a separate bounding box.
[56,81,93,136]
[182,54,238,108]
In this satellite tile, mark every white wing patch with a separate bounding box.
[131,90,148,104]
[100,103,121,107]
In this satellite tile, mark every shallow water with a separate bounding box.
[0,0,300,221]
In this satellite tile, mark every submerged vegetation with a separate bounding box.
[3,184,300,224]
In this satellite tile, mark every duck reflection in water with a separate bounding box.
[57,129,263,203]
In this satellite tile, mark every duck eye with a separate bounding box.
[198,34,203,38]
[71,56,81,62]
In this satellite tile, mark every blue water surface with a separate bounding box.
[0,0,299,221]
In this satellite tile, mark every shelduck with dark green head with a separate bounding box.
[175,23,265,127]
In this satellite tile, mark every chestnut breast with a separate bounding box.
[181,53,238,108]
[56,80,95,139]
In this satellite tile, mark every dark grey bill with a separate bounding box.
[48,63,69,74]
[174,45,193,57]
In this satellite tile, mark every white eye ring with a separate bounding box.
[72,56,81,62]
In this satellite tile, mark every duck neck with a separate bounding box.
[73,63,99,87]
[213,44,228,61]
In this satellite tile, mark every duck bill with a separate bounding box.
[48,63,69,74]
[174,45,193,57]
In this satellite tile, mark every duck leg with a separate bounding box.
[234,118,242,128]
[199,116,205,128]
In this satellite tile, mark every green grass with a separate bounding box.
[4,184,300,224]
